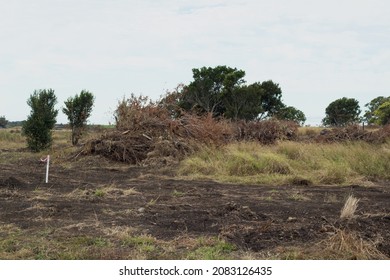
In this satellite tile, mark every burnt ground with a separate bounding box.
[1,155,390,259]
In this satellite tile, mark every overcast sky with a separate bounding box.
[1,0,389,125]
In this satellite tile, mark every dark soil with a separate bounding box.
[1,156,389,258]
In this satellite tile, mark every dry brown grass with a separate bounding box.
[318,229,387,260]
[268,228,388,260]
[340,195,360,219]
[0,128,26,150]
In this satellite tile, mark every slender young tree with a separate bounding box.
[63,90,94,145]
[22,89,58,152]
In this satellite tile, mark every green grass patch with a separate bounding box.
[94,189,105,197]
[121,235,156,247]
[186,238,236,260]
[172,189,185,197]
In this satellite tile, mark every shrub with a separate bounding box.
[63,90,95,145]
[22,89,58,152]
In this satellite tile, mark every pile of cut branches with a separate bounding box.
[82,96,235,164]
[316,124,390,144]
[234,119,299,144]
[82,131,154,164]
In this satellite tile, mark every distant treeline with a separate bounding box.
[2,121,71,130]
[3,120,25,128]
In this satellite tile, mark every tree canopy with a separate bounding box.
[179,66,246,116]
[322,97,361,126]
[172,65,302,123]
[364,96,390,125]
[374,101,390,125]
[275,106,306,126]
[256,80,284,119]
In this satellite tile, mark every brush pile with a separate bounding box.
[81,95,299,165]
[82,96,232,165]
[234,119,298,144]
[316,124,390,143]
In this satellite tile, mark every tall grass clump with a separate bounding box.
[346,141,390,180]
[0,129,25,149]
[179,140,390,186]
[225,150,291,176]
[178,145,222,177]
[340,195,360,219]
[179,142,294,185]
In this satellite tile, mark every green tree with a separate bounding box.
[373,101,390,125]
[22,89,58,152]
[0,115,8,128]
[275,106,306,125]
[180,66,246,116]
[256,80,284,119]
[62,90,95,145]
[322,97,361,126]
[222,81,285,121]
[364,96,390,124]
[178,66,286,121]
[223,84,263,120]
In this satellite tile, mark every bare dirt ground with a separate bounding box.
[1,155,390,259]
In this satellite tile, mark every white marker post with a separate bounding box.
[40,155,50,183]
